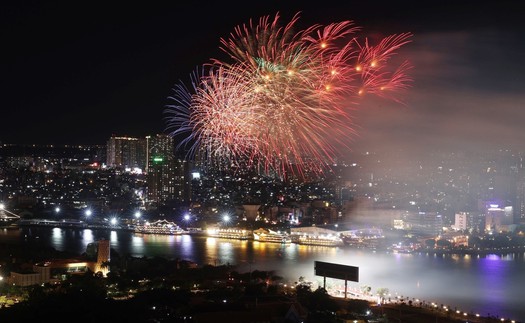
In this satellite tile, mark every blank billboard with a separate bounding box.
[314,260,359,282]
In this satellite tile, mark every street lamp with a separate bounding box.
[183,214,191,229]
[85,209,92,219]
[134,211,141,225]
[55,207,60,215]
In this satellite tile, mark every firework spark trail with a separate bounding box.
[165,12,412,179]
[164,69,200,157]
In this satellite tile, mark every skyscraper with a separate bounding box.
[146,134,190,207]
[106,135,147,171]
[516,155,525,224]
[95,238,110,277]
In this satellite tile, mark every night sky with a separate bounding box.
[2,1,524,159]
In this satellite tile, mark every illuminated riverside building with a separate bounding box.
[451,211,486,233]
[452,212,468,231]
[8,239,111,286]
[439,231,469,247]
[403,212,443,237]
[484,202,514,233]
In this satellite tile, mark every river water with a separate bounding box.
[1,226,524,322]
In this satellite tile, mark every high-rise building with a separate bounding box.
[484,201,514,233]
[405,211,443,237]
[95,239,110,276]
[516,156,525,224]
[452,212,468,231]
[146,134,190,206]
[106,135,147,171]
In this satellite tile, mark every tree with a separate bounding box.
[436,239,452,248]
[376,287,389,304]
[361,285,372,296]
[100,260,111,271]
[425,239,436,248]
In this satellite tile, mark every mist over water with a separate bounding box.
[2,226,525,321]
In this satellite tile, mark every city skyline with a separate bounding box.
[2,4,525,320]
[2,1,525,162]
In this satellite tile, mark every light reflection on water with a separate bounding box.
[51,227,63,246]
[1,226,525,321]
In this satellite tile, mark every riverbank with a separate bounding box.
[412,246,525,256]
[16,219,135,231]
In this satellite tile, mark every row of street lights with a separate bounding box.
[3,202,231,229]
[50,206,144,228]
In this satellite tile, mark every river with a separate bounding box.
[1,226,524,322]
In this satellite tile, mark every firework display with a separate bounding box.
[165,12,412,179]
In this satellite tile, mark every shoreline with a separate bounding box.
[368,302,522,323]
[12,221,525,257]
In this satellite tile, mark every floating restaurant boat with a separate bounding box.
[291,234,344,247]
[134,219,188,235]
[206,227,252,240]
[290,226,344,247]
[253,228,292,244]
[341,236,383,249]
[341,228,385,249]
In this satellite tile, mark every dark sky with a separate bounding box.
[2,1,524,158]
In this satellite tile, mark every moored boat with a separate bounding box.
[206,227,252,240]
[253,228,291,244]
[134,219,188,235]
[289,225,344,247]
[291,234,344,247]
